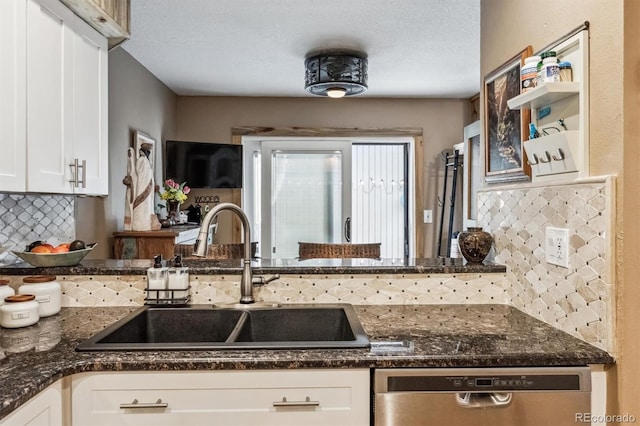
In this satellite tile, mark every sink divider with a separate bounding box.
[224,311,250,343]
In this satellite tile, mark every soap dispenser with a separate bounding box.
[168,255,190,301]
[146,255,168,303]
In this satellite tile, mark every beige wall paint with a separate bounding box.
[76,48,177,258]
[482,0,636,418]
[621,0,640,417]
[176,97,470,256]
[481,0,623,177]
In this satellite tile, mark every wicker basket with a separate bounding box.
[175,242,257,260]
[298,242,381,259]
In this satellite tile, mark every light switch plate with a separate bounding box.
[545,227,570,268]
[423,210,433,224]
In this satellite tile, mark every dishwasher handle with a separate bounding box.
[455,392,512,409]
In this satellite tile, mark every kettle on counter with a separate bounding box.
[185,204,202,224]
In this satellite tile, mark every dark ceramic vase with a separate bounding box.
[167,201,180,226]
[457,227,493,264]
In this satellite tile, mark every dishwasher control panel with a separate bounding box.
[378,367,590,393]
[444,374,577,391]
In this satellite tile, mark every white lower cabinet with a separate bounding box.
[0,381,63,426]
[71,369,370,426]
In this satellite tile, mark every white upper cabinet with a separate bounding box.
[0,0,108,195]
[0,0,27,192]
[27,0,108,195]
[67,6,109,195]
[26,0,72,193]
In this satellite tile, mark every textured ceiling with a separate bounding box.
[123,0,480,98]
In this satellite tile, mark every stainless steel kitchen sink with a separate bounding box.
[76,303,369,351]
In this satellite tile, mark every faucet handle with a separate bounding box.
[252,274,280,286]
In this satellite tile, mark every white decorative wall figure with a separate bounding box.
[123,132,161,231]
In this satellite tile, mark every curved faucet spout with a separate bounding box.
[194,203,251,259]
[193,203,254,303]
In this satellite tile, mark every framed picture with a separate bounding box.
[133,130,156,172]
[484,46,532,183]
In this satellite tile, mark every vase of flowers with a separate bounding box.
[160,179,190,225]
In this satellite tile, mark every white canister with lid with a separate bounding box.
[0,280,15,305]
[541,51,560,83]
[18,275,61,317]
[521,55,541,93]
[0,294,40,328]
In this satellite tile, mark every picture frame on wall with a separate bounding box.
[133,130,156,172]
[483,46,532,183]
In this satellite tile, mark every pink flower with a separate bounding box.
[183,185,190,194]
[165,179,176,188]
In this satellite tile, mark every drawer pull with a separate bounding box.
[119,398,168,409]
[273,396,320,407]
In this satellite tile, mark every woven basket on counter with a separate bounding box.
[175,242,257,260]
[298,242,381,259]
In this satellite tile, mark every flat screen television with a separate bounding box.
[164,140,243,188]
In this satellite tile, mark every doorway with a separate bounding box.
[242,136,414,259]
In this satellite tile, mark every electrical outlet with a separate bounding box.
[545,227,570,268]
[423,210,433,224]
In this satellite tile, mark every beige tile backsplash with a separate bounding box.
[2,273,507,309]
[0,177,615,353]
[478,176,615,353]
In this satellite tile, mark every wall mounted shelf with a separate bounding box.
[506,26,589,183]
[507,82,580,110]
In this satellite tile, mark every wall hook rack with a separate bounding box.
[552,148,566,161]
[538,151,552,163]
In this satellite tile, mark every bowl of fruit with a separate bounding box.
[12,240,97,267]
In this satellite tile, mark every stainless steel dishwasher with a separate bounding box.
[374,366,591,426]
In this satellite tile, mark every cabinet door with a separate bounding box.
[72,369,370,426]
[0,381,63,426]
[0,0,27,192]
[26,0,108,195]
[26,0,74,194]
[67,10,108,195]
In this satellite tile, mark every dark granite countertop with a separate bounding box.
[0,304,612,419]
[0,257,506,276]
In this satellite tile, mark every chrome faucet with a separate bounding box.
[193,202,278,304]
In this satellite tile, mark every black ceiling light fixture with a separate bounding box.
[304,50,368,98]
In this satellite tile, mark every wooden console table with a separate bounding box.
[112,230,178,260]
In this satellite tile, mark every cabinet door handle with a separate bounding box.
[273,396,320,407]
[78,159,87,188]
[69,159,87,188]
[69,159,79,187]
[119,398,168,409]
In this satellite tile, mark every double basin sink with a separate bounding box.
[76,303,369,351]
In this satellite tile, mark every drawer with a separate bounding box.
[71,369,369,426]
